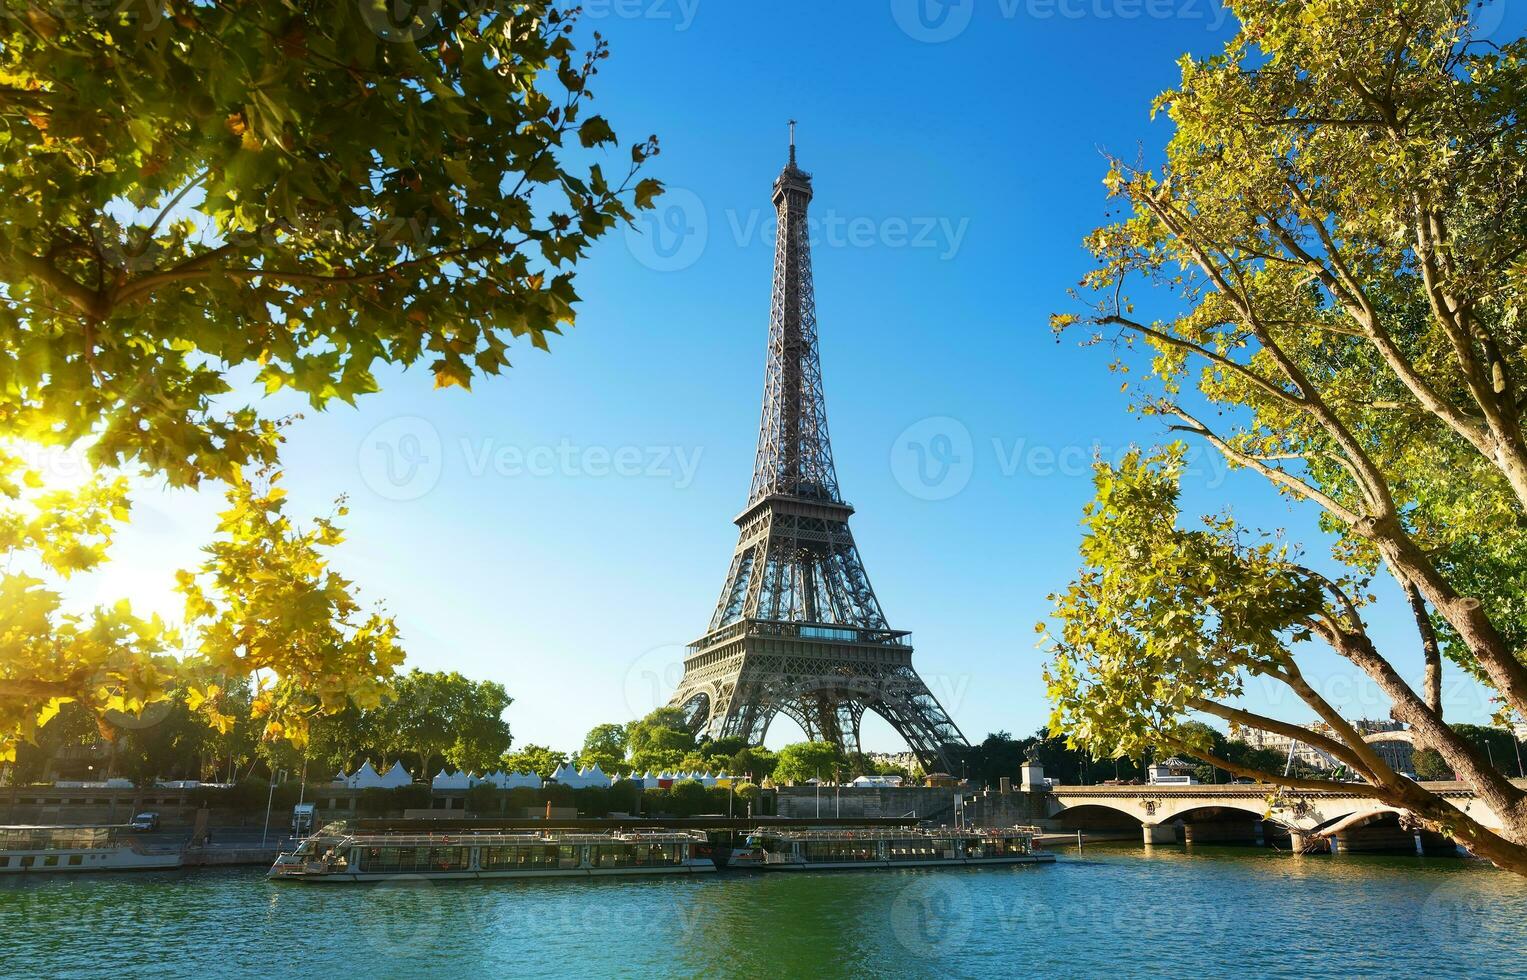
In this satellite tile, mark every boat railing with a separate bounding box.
[337,829,710,848]
[756,827,1033,842]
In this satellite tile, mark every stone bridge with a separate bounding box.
[1042,780,1520,853]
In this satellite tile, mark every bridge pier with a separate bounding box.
[1142,823,1176,845]
[1181,819,1264,846]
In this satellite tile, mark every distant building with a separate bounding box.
[1147,758,1199,785]
[1241,718,1408,771]
[865,751,921,776]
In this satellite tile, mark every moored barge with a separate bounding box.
[0,825,182,874]
[268,823,715,882]
[728,826,1053,870]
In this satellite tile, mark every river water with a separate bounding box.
[3,844,1525,978]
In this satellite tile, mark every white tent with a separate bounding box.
[578,764,612,788]
[379,761,413,788]
[504,771,542,789]
[432,769,471,790]
[347,760,384,789]
[549,762,579,785]
[851,774,903,788]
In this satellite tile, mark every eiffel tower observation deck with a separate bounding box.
[667,128,969,774]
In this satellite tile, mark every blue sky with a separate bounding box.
[74,0,1522,754]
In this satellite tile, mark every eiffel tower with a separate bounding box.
[667,128,969,774]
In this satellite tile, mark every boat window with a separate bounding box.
[481,844,563,870]
[804,841,878,862]
[43,856,59,867]
[0,856,8,868]
[591,842,685,868]
[19,857,33,868]
[68,855,83,866]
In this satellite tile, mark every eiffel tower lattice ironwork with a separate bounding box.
[666,131,969,773]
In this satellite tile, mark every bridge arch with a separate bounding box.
[1050,802,1147,832]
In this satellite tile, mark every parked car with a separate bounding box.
[129,812,160,832]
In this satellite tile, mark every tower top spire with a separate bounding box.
[788,119,797,166]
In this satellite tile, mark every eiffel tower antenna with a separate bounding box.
[666,143,969,773]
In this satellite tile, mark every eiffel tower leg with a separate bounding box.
[869,670,967,774]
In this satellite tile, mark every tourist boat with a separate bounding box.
[268,824,716,882]
[0,825,183,874]
[727,826,1054,870]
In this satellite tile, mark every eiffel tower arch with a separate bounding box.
[667,131,969,774]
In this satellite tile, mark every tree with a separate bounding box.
[734,782,762,811]
[502,744,567,780]
[726,746,779,783]
[372,670,512,778]
[577,723,628,774]
[771,741,847,786]
[963,732,1030,788]
[625,708,696,773]
[669,779,710,815]
[0,0,660,758]
[1047,0,1527,874]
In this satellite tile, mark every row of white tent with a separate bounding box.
[331,763,547,790]
[624,771,737,788]
[431,769,545,790]
[334,761,742,791]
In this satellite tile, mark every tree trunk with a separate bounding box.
[1403,582,1444,725]
[1372,526,1527,721]
[1330,627,1527,840]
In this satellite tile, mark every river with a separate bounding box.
[3,844,1525,978]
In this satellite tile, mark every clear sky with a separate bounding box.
[67,0,1521,754]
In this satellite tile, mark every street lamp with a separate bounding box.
[262,769,287,846]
